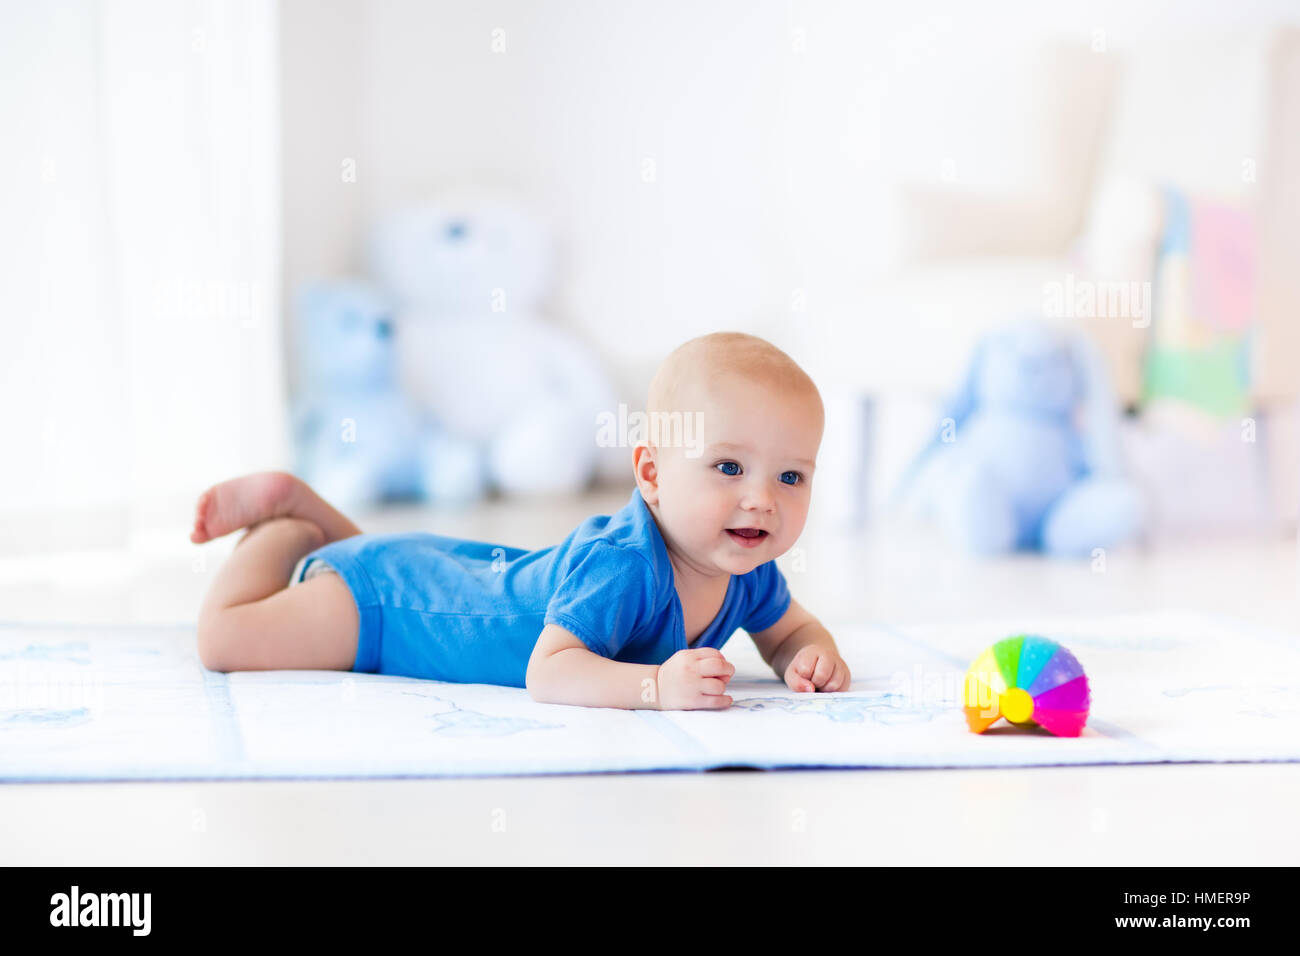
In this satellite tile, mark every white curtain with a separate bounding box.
[0,0,286,554]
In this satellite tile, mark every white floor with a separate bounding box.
[2,484,1298,865]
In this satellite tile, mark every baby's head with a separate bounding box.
[633,332,824,576]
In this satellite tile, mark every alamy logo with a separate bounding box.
[1042,273,1151,328]
[594,403,706,457]
[49,885,151,936]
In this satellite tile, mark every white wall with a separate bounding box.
[280,0,1300,405]
[1,0,284,552]
[279,0,365,395]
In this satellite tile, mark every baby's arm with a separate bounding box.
[526,624,734,710]
[526,624,660,709]
[749,598,851,692]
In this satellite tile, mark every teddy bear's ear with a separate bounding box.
[939,333,990,436]
[1069,328,1126,478]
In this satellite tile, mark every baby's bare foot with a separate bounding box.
[190,472,301,544]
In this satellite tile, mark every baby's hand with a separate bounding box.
[655,647,735,710]
[784,644,850,693]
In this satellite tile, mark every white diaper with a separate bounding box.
[290,554,337,586]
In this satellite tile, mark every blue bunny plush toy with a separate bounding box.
[900,319,1145,557]
[291,278,485,511]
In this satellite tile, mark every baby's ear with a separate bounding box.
[632,443,656,484]
[636,480,659,506]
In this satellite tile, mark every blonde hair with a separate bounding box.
[646,332,821,419]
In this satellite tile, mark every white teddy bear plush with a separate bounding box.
[367,194,626,500]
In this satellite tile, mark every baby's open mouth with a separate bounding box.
[725,528,768,546]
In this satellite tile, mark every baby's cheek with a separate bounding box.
[685,494,725,530]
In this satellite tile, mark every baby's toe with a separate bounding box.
[191,490,212,543]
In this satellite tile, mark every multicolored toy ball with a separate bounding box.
[963,636,1090,737]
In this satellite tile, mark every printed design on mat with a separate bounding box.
[0,642,92,665]
[0,708,93,728]
[399,693,565,737]
[731,694,939,726]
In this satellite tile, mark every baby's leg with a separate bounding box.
[191,471,361,545]
[196,517,359,672]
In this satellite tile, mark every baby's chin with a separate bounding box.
[712,532,777,572]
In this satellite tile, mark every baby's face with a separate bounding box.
[641,375,822,577]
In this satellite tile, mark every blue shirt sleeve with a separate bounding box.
[543,542,653,659]
[740,559,792,634]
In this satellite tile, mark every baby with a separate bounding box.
[192,331,850,710]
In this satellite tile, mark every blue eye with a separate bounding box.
[780,471,802,486]
[715,461,741,476]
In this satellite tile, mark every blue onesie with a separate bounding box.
[291,486,792,687]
